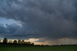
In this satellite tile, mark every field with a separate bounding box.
[0,45,77,51]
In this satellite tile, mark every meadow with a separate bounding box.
[0,45,77,51]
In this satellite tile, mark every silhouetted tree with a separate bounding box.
[31,43,34,46]
[13,40,17,44]
[0,38,35,46]
[0,39,1,43]
[24,41,34,46]
[21,40,25,44]
[18,40,21,44]
[27,41,31,44]
[3,38,8,44]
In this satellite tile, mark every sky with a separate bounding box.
[0,0,77,45]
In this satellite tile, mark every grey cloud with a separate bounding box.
[0,0,77,39]
[0,23,34,39]
[0,24,7,34]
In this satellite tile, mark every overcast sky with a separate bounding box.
[0,0,77,45]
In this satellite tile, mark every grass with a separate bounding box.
[0,45,77,51]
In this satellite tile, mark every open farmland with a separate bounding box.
[0,45,77,51]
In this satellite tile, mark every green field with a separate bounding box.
[0,46,77,51]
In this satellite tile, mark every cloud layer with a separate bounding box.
[0,0,77,40]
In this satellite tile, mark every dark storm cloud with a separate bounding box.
[0,23,32,39]
[0,0,77,39]
[0,24,7,34]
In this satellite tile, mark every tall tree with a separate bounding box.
[18,40,21,44]
[21,40,25,44]
[3,38,8,44]
[13,40,17,44]
[0,39,1,43]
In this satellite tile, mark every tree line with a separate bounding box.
[0,38,34,46]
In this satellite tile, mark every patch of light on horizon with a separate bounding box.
[26,38,39,42]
